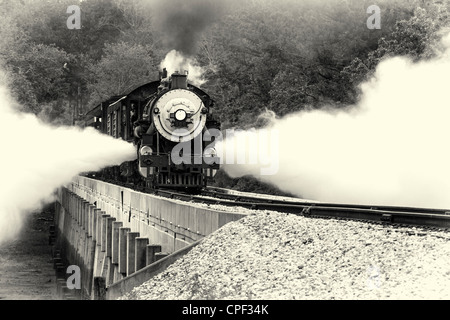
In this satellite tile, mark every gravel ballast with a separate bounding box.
[119,211,450,300]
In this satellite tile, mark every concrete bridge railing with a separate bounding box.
[53,176,246,299]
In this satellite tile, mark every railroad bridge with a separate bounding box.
[52,176,245,300]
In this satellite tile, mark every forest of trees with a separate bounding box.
[0,0,449,192]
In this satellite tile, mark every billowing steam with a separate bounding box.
[0,83,136,245]
[218,33,450,209]
[160,50,206,86]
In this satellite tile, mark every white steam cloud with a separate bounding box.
[160,50,206,86]
[0,83,136,245]
[218,33,450,209]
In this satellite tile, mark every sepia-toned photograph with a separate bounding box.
[0,0,449,314]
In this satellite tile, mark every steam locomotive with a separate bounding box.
[83,69,221,191]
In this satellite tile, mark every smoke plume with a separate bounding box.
[218,32,450,209]
[151,0,226,57]
[0,82,136,245]
[160,49,206,86]
[151,0,227,86]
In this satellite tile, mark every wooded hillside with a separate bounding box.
[1,0,448,126]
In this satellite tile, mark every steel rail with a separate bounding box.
[81,178,450,230]
[202,188,450,215]
[155,188,450,229]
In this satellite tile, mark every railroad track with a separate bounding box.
[83,177,450,230]
[153,187,450,230]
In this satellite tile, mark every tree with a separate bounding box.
[0,4,74,113]
[8,44,73,112]
[341,1,450,100]
[0,0,139,117]
[112,0,157,46]
[198,0,417,127]
[86,42,158,105]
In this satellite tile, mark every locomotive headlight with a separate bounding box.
[174,109,187,121]
[140,146,153,156]
[204,147,217,157]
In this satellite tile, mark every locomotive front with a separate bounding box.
[134,70,220,190]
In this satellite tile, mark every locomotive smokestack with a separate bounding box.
[171,72,188,89]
